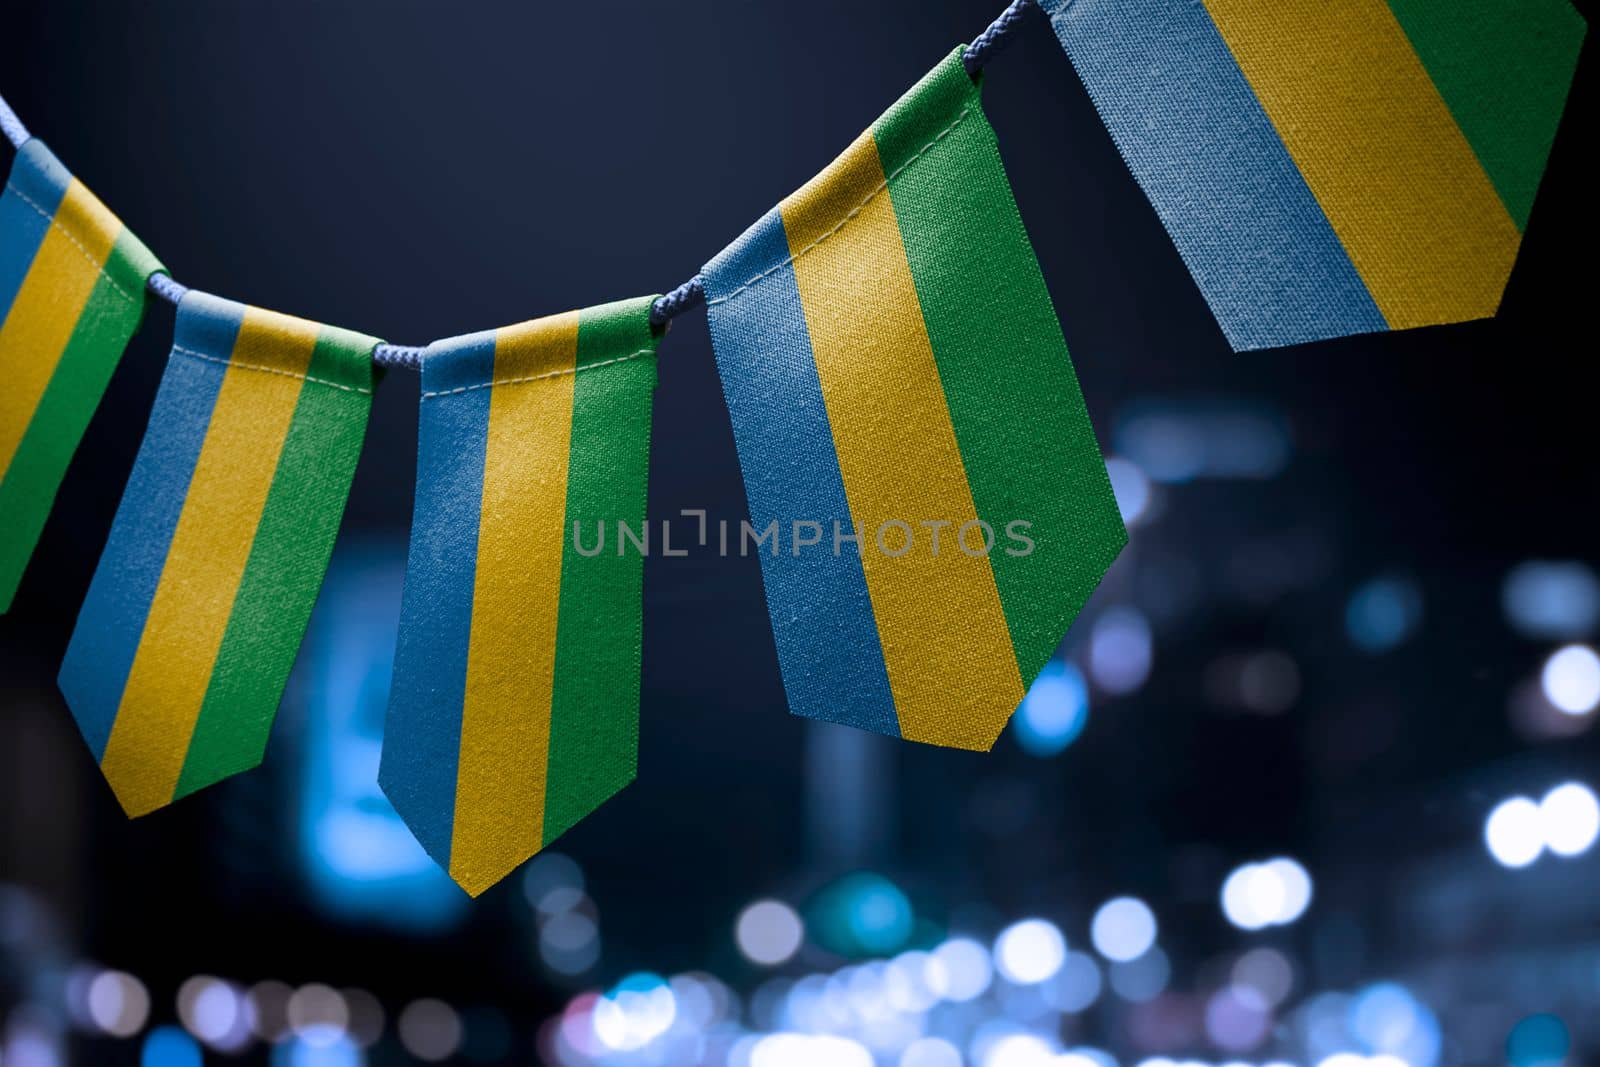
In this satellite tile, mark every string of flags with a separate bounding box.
[0,0,1584,895]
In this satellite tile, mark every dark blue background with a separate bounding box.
[1,2,1595,1064]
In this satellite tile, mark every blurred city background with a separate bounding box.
[1,2,1595,1065]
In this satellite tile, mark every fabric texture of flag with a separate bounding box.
[0,139,164,610]
[58,291,378,817]
[1039,0,1585,351]
[701,48,1126,753]
[381,297,659,896]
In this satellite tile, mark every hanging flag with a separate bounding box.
[380,297,659,896]
[0,140,165,610]
[58,291,378,816]
[701,49,1126,752]
[1039,0,1585,351]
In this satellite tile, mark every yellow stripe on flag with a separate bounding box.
[1203,0,1520,330]
[99,309,317,815]
[0,181,123,478]
[450,313,578,895]
[782,132,1022,751]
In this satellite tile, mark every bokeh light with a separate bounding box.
[522,852,585,913]
[1089,897,1157,962]
[1012,661,1090,758]
[140,1026,201,1067]
[272,1034,361,1067]
[1537,782,1600,857]
[592,973,675,1052]
[248,981,293,1043]
[1503,561,1600,639]
[1107,946,1169,1002]
[979,1032,1056,1067]
[340,988,384,1049]
[1485,796,1546,868]
[1205,985,1271,1051]
[1045,951,1102,1013]
[1540,645,1600,715]
[177,976,248,1051]
[994,919,1066,985]
[1506,1013,1570,1067]
[1105,456,1153,525]
[539,908,601,976]
[1232,947,1294,1007]
[1345,575,1423,653]
[736,899,805,966]
[808,873,914,958]
[931,938,994,1002]
[286,984,348,1048]
[87,970,150,1038]
[397,999,462,1063]
[1349,983,1441,1067]
[1221,857,1313,929]
[752,1032,873,1067]
[1089,608,1154,695]
[900,1036,963,1067]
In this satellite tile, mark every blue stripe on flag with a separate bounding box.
[379,332,497,869]
[703,209,899,738]
[58,292,242,759]
[1038,0,1387,350]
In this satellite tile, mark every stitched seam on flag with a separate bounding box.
[171,345,373,395]
[420,348,654,399]
[706,108,973,306]
[4,182,140,306]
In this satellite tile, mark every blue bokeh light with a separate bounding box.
[294,542,467,930]
[1345,575,1423,653]
[1503,561,1600,639]
[1012,660,1090,758]
[1114,401,1291,484]
[141,1026,201,1067]
[807,873,915,958]
[1348,981,1440,1067]
[271,1036,362,1067]
[1506,1013,1570,1067]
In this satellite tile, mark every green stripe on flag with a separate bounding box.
[543,297,658,846]
[875,49,1126,684]
[0,229,157,609]
[1387,0,1585,230]
[175,328,376,799]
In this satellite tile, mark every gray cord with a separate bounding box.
[0,0,1030,366]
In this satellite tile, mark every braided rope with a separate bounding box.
[964,0,1034,75]
[649,275,705,327]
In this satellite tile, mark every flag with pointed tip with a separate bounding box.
[1039,0,1585,351]
[59,291,378,816]
[701,49,1126,753]
[381,297,658,896]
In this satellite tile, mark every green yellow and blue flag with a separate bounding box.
[58,291,378,817]
[0,140,165,610]
[701,49,1126,752]
[381,297,658,896]
[1039,0,1585,351]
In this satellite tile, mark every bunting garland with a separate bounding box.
[0,0,1583,893]
[0,140,164,609]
